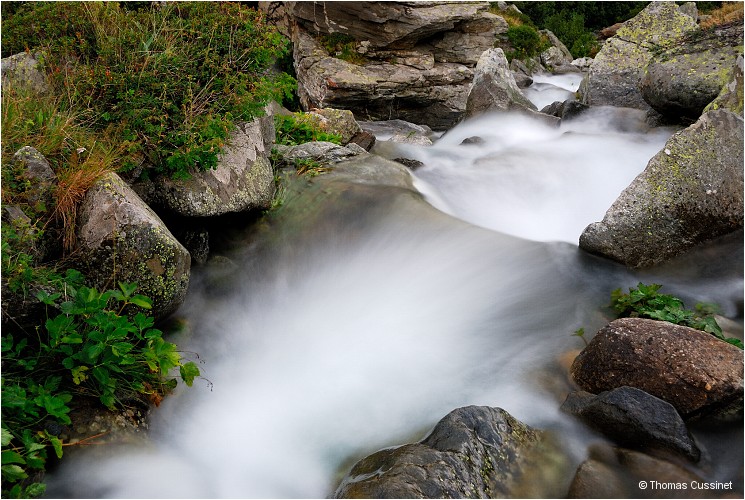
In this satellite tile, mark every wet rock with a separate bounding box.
[334,405,569,499]
[393,157,425,170]
[579,2,698,110]
[76,172,191,319]
[348,131,376,151]
[568,444,711,499]
[152,118,275,217]
[460,136,485,145]
[640,21,743,120]
[540,100,589,121]
[465,48,538,118]
[510,58,534,88]
[579,108,743,268]
[1,52,51,94]
[562,387,701,462]
[570,318,744,421]
[390,132,433,146]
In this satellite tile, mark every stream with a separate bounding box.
[47,75,743,498]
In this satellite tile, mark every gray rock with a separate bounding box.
[1,52,51,95]
[510,58,534,88]
[579,2,698,110]
[11,146,57,211]
[334,406,569,499]
[76,173,190,319]
[465,48,538,118]
[393,157,425,170]
[152,118,275,217]
[281,141,369,166]
[579,108,743,268]
[359,119,433,140]
[306,108,363,144]
[540,29,574,70]
[389,132,433,146]
[639,21,743,120]
[678,2,699,22]
[571,57,594,71]
[562,388,701,462]
[705,53,744,118]
[570,318,744,421]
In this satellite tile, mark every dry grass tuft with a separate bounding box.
[700,2,744,29]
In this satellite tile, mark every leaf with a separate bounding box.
[71,366,89,385]
[179,362,200,387]
[92,366,111,386]
[111,342,134,357]
[1,428,12,446]
[129,295,152,310]
[46,434,63,459]
[23,482,46,498]
[1,464,28,481]
[724,337,744,349]
[118,282,138,299]
[1,451,25,465]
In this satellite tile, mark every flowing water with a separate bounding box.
[47,76,743,498]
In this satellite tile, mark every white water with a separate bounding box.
[47,76,743,498]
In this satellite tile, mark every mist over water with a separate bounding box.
[46,76,742,498]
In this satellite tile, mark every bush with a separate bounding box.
[274,114,343,146]
[506,24,548,59]
[545,11,598,58]
[1,2,295,180]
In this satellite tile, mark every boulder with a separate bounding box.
[571,57,594,71]
[11,146,57,212]
[540,29,574,71]
[705,54,744,117]
[570,318,744,421]
[151,118,275,217]
[579,108,743,268]
[562,387,701,462]
[639,21,743,120]
[568,444,709,499]
[76,172,190,319]
[579,2,698,110]
[510,58,534,88]
[359,119,433,140]
[306,108,363,145]
[1,52,51,94]
[276,141,368,168]
[290,2,509,129]
[465,48,538,118]
[334,405,569,499]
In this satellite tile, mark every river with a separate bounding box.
[47,74,743,498]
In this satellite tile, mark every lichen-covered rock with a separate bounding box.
[152,118,275,217]
[705,53,744,118]
[639,21,743,120]
[276,141,368,168]
[1,52,51,94]
[579,108,743,268]
[306,108,363,145]
[570,318,744,421]
[579,2,698,110]
[11,146,57,211]
[76,172,190,319]
[562,387,701,462]
[465,48,538,118]
[334,406,569,499]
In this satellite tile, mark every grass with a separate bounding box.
[700,2,744,29]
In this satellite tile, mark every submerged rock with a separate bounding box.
[334,406,569,498]
[76,172,191,318]
[570,318,744,421]
[579,108,744,268]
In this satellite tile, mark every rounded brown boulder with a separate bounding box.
[571,318,743,421]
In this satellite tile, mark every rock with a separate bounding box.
[152,118,275,217]
[460,136,485,145]
[291,2,509,129]
[678,2,699,22]
[178,229,210,266]
[540,100,589,121]
[306,108,363,144]
[571,57,594,71]
[579,2,698,110]
[599,22,625,40]
[334,405,569,499]
[393,157,425,170]
[1,52,51,94]
[570,318,744,421]
[639,21,743,120]
[359,119,433,140]
[279,141,369,167]
[579,108,743,268]
[568,444,710,499]
[11,146,57,212]
[540,29,574,71]
[562,387,701,462]
[705,54,744,117]
[389,132,433,146]
[348,131,376,151]
[510,58,534,88]
[465,48,538,118]
[76,172,190,319]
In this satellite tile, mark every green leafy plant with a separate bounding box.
[274,114,343,146]
[610,283,743,349]
[317,32,366,64]
[505,24,550,60]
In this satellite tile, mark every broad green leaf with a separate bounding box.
[23,482,46,498]
[180,362,200,387]
[129,295,152,309]
[1,428,12,446]
[1,464,28,481]
[118,282,138,299]
[1,451,25,465]
[71,366,89,385]
[46,434,63,459]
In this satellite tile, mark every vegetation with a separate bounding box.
[2,2,295,180]
[505,24,551,60]
[610,283,743,349]
[274,114,343,147]
[700,2,744,28]
[317,32,367,65]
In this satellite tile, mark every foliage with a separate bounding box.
[274,114,343,147]
[700,2,744,28]
[1,279,200,497]
[544,11,599,58]
[505,24,550,60]
[610,283,743,349]
[318,32,366,64]
[513,2,648,31]
[1,2,294,180]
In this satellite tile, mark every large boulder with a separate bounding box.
[705,53,744,117]
[570,318,744,421]
[76,173,190,319]
[579,108,744,268]
[579,2,698,110]
[289,1,509,129]
[465,48,538,118]
[334,406,569,499]
[151,118,275,217]
[639,20,744,120]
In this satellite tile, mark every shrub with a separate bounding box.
[1,279,200,497]
[544,11,598,58]
[1,2,295,180]
[506,24,549,60]
[318,32,366,64]
[274,114,343,146]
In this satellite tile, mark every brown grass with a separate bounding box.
[700,2,744,29]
